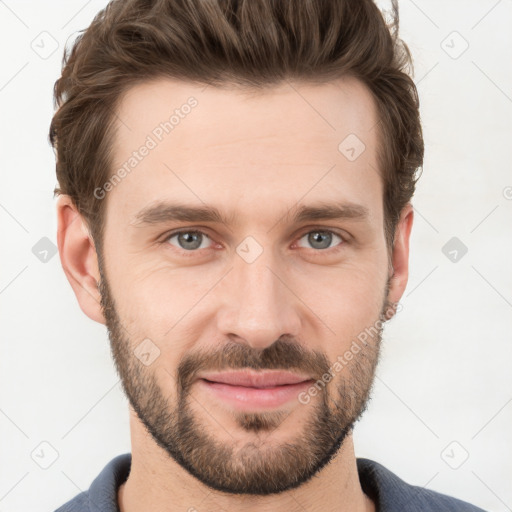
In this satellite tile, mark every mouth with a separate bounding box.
[196,370,314,410]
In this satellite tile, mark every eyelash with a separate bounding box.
[160,227,348,257]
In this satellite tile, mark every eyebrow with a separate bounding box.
[131,201,370,228]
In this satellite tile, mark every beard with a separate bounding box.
[98,262,394,496]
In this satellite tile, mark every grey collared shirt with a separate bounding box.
[54,453,487,511]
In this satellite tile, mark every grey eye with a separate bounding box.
[297,230,343,250]
[167,231,211,251]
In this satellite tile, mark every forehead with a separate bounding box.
[108,76,382,227]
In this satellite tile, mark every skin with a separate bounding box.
[57,76,413,512]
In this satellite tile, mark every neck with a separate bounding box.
[118,409,375,512]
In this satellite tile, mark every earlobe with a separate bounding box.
[386,202,414,318]
[56,195,106,325]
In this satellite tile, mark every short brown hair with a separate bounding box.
[49,0,423,255]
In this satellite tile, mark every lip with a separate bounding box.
[198,370,312,388]
[196,370,314,411]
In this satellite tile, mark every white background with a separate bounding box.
[0,1,511,511]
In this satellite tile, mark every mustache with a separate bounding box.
[177,337,331,393]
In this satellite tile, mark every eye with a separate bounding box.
[165,230,213,252]
[296,229,344,251]
[161,228,346,256]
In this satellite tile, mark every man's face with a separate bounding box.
[98,77,396,495]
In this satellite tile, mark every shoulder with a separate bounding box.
[357,458,488,512]
[53,453,132,512]
[54,491,89,512]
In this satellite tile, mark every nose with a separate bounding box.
[216,246,302,351]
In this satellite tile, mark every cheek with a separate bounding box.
[109,260,213,348]
[294,261,386,333]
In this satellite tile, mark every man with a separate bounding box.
[50,0,486,510]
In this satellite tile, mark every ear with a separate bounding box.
[56,195,106,325]
[385,202,414,319]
